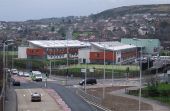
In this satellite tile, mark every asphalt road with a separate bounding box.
[48,81,97,111]
[14,76,99,111]
[15,88,62,111]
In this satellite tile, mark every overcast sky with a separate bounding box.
[0,0,170,21]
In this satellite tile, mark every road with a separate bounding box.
[50,75,139,87]
[16,88,62,111]
[13,76,98,111]
[48,81,97,111]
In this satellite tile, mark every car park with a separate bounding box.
[79,78,97,85]
[31,92,41,102]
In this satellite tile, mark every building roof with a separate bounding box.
[121,38,160,47]
[91,41,136,51]
[121,38,160,54]
[28,40,90,48]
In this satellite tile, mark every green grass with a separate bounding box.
[151,97,170,105]
[157,83,170,90]
[69,64,139,71]
[0,51,17,56]
[143,83,170,105]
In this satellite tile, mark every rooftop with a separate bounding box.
[91,41,136,51]
[28,40,90,48]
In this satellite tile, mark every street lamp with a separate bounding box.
[2,39,14,111]
[65,40,69,86]
[103,42,106,99]
[133,38,142,111]
[112,48,114,86]
[139,46,142,111]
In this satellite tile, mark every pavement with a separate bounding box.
[110,87,170,111]
[5,86,17,111]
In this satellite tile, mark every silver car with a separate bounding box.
[31,92,41,102]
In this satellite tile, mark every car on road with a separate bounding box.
[31,92,41,102]
[31,71,43,81]
[12,80,20,86]
[79,78,97,85]
[32,74,43,81]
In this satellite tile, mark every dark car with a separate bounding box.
[12,80,20,86]
[31,92,41,102]
[79,78,97,85]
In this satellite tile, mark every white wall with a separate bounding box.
[78,48,90,63]
[116,51,121,64]
[18,47,28,59]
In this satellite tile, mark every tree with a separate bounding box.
[160,21,169,29]
[51,26,55,32]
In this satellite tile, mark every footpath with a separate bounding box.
[111,87,170,111]
[5,86,17,111]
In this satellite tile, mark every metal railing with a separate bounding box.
[76,88,112,111]
[0,87,4,111]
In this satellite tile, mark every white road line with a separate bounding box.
[28,89,32,94]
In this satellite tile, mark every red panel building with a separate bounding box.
[86,42,137,64]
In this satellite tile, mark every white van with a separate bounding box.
[31,71,43,81]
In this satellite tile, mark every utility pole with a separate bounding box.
[139,46,142,111]
[66,40,69,86]
[103,43,106,99]
[2,43,6,111]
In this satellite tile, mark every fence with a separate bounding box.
[76,88,111,111]
[0,88,4,111]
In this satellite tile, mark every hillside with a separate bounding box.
[91,4,170,19]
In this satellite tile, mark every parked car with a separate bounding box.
[11,69,18,75]
[23,72,30,77]
[12,80,20,86]
[18,71,24,76]
[79,78,97,85]
[31,92,41,102]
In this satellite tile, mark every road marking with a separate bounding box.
[23,94,25,97]
[73,85,79,88]
[28,89,32,94]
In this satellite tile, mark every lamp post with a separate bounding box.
[84,62,87,93]
[66,40,69,86]
[103,43,106,99]
[112,48,114,86]
[50,60,52,77]
[147,40,152,69]
[133,38,142,111]
[139,46,142,111]
[12,46,14,69]
[2,42,6,111]
[2,39,14,111]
